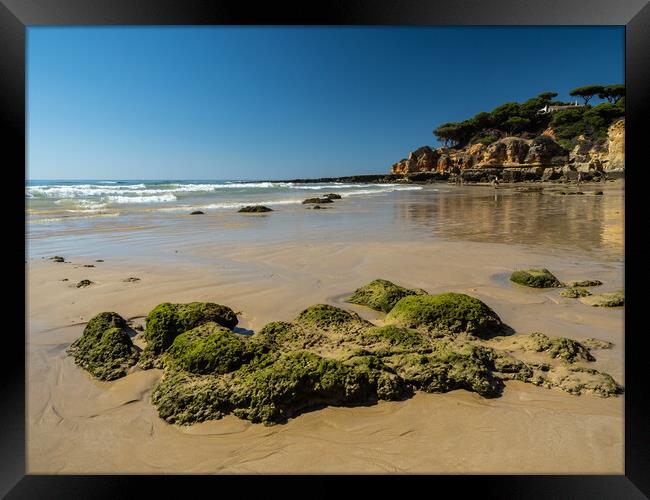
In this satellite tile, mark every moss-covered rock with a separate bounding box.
[580,338,614,350]
[357,325,431,353]
[560,287,591,298]
[347,279,428,313]
[153,349,406,425]
[294,304,372,332]
[567,279,602,287]
[166,322,266,375]
[255,321,327,351]
[144,302,238,356]
[324,193,342,199]
[68,312,139,381]
[50,256,65,263]
[384,341,504,397]
[518,332,594,363]
[142,295,625,426]
[238,205,273,213]
[510,269,563,288]
[580,290,624,307]
[302,197,333,204]
[228,351,378,423]
[152,369,233,425]
[533,366,623,397]
[385,293,502,338]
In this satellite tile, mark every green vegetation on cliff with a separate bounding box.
[433,84,624,149]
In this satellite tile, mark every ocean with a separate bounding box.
[26,179,422,221]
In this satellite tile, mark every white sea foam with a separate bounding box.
[341,185,423,196]
[26,181,425,213]
[156,198,305,212]
[106,194,178,204]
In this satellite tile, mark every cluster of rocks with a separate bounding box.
[509,268,623,307]
[302,193,342,209]
[188,196,344,215]
[48,256,144,289]
[68,278,624,426]
[390,119,624,183]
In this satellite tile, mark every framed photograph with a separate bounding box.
[4,0,648,496]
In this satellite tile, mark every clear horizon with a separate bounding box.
[28,26,624,181]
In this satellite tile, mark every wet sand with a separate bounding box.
[26,182,625,473]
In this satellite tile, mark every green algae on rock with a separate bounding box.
[510,269,563,288]
[383,341,505,397]
[166,322,267,375]
[530,366,623,397]
[567,279,602,287]
[67,312,139,381]
[580,290,624,307]
[73,293,623,425]
[302,197,333,204]
[294,304,372,332]
[511,332,595,363]
[560,287,592,298]
[357,325,432,353]
[144,302,238,356]
[238,205,273,213]
[385,293,502,338]
[347,279,428,313]
[580,338,614,350]
[149,299,623,425]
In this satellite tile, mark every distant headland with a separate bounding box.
[273,84,625,185]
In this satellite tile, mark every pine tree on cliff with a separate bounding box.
[569,85,605,105]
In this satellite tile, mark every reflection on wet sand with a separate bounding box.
[394,186,623,260]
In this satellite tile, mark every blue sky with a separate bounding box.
[27,26,624,180]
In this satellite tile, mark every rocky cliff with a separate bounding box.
[391,118,624,181]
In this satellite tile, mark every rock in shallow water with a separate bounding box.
[560,287,591,298]
[302,197,333,204]
[567,279,602,287]
[238,205,273,213]
[510,268,563,288]
[580,291,624,307]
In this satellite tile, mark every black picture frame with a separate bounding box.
[3,0,648,497]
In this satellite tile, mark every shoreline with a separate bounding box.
[267,170,625,185]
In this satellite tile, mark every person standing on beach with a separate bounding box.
[577,171,583,187]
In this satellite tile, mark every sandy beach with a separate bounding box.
[26,182,624,474]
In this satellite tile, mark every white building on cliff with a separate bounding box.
[538,102,584,114]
